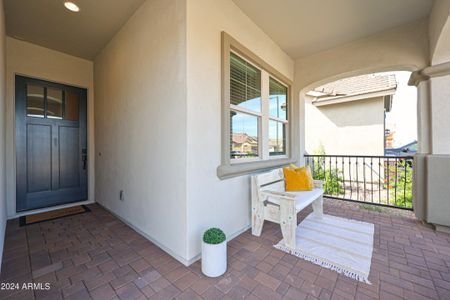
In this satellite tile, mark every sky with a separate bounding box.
[382,71,418,148]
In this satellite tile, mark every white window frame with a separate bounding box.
[218,32,297,179]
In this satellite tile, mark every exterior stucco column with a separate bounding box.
[410,63,450,230]
[416,80,432,154]
[412,79,432,221]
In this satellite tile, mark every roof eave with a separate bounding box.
[312,88,397,107]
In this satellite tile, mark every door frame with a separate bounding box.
[14,75,89,212]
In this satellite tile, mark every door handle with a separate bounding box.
[82,149,87,170]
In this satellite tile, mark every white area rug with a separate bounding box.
[274,213,374,283]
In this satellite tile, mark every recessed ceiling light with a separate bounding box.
[64,1,80,12]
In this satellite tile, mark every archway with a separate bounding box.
[298,65,422,159]
[298,68,420,210]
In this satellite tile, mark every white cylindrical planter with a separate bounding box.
[201,240,227,277]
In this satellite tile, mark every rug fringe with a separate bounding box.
[274,243,371,284]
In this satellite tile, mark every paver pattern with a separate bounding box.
[1,199,450,299]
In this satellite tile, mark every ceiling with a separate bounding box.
[232,0,434,59]
[4,0,146,60]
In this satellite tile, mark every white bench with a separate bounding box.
[251,168,324,249]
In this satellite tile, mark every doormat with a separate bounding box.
[19,205,90,226]
[274,213,374,284]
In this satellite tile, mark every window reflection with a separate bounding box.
[47,88,63,119]
[64,91,79,121]
[269,77,287,120]
[230,111,259,159]
[26,85,45,118]
[269,120,286,156]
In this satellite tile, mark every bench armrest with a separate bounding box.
[314,180,324,189]
[261,190,296,201]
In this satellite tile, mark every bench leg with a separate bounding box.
[252,201,265,236]
[251,176,265,237]
[280,199,297,249]
[312,195,324,219]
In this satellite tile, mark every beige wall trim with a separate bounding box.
[218,157,297,179]
[409,61,450,86]
[218,32,297,179]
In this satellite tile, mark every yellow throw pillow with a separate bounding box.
[283,165,314,191]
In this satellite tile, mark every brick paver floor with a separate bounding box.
[1,199,450,299]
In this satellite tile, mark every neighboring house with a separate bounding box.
[231,133,257,157]
[231,133,285,158]
[305,74,397,156]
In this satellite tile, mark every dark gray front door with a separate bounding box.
[15,75,88,211]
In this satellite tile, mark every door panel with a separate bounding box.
[26,124,52,193]
[16,76,88,211]
[59,126,80,188]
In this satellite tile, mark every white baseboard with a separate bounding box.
[98,202,192,266]
[98,202,251,267]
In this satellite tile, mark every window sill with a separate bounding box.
[217,157,297,180]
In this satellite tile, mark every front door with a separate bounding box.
[15,75,88,211]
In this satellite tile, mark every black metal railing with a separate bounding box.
[304,155,414,210]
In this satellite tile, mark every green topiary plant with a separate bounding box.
[203,228,226,244]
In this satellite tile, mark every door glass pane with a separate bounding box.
[269,120,286,156]
[230,111,259,159]
[47,88,63,119]
[269,77,288,120]
[230,52,261,112]
[26,85,45,118]
[64,91,79,121]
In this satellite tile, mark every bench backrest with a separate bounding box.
[251,168,285,202]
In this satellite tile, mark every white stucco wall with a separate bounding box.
[429,0,450,65]
[94,0,188,262]
[0,0,7,269]
[305,97,385,156]
[185,0,294,262]
[5,37,95,218]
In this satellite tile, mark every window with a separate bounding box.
[230,52,261,160]
[26,85,45,118]
[26,84,80,120]
[229,52,289,161]
[218,32,296,179]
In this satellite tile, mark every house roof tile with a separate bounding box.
[310,74,397,103]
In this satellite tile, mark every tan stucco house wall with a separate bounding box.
[305,96,386,156]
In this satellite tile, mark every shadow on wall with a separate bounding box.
[315,98,383,127]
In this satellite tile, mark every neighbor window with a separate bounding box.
[218,32,295,179]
